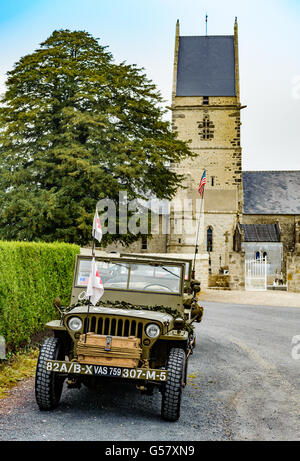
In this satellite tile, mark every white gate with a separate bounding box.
[245,257,267,291]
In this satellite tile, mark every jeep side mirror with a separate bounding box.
[191,281,201,294]
[193,284,201,294]
[53,297,62,308]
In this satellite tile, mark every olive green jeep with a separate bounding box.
[35,253,203,421]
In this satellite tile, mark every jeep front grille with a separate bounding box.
[83,316,144,340]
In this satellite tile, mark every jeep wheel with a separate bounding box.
[161,348,186,422]
[35,337,65,410]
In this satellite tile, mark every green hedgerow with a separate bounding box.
[0,241,79,351]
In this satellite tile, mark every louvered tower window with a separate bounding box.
[198,115,214,140]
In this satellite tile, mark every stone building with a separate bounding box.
[104,18,300,291]
[165,18,300,291]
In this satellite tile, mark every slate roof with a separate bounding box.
[239,224,280,242]
[176,36,236,96]
[243,171,300,215]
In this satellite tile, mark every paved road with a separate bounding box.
[0,301,299,441]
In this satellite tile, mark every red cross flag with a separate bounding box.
[86,257,104,305]
[92,209,102,243]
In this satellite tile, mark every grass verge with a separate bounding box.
[0,348,39,399]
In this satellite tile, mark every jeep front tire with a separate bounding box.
[161,347,186,422]
[35,337,65,410]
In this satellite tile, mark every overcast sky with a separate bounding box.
[0,0,299,171]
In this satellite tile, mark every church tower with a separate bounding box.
[167,18,245,274]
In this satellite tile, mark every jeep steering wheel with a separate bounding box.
[143,284,173,292]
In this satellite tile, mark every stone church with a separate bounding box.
[106,18,300,292]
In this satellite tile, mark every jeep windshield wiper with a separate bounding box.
[99,260,128,270]
[160,266,180,278]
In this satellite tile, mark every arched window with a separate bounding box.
[141,235,147,250]
[255,251,261,260]
[207,227,213,252]
[263,251,267,261]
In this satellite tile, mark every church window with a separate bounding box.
[211,176,215,187]
[203,96,209,105]
[263,252,268,260]
[255,251,261,260]
[207,227,213,252]
[141,235,147,250]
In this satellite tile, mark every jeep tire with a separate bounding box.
[161,348,186,422]
[35,337,65,410]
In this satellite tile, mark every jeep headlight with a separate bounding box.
[68,317,83,332]
[145,323,160,338]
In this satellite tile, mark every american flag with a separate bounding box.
[198,169,206,196]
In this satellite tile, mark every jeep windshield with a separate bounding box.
[120,253,191,281]
[76,258,182,294]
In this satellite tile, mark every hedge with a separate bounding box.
[0,241,80,351]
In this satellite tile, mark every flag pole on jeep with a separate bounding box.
[84,209,104,342]
[192,169,206,279]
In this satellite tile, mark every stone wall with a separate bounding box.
[103,214,167,254]
[287,245,300,292]
[228,251,245,290]
[171,98,243,191]
[168,208,238,275]
[208,274,230,289]
[104,234,166,255]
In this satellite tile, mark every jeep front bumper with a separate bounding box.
[45,360,168,382]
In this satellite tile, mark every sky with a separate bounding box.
[0,0,299,171]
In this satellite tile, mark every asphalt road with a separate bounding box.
[0,301,299,441]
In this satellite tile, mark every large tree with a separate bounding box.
[0,30,193,245]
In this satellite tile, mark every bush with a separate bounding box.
[0,241,80,351]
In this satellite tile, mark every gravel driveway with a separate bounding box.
[0,301,299,441]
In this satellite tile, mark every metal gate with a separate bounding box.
[245,257,267,291]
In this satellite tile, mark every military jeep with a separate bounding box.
[35,253,203,421]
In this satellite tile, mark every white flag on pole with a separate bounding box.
[92,209,102,243]
[86,257,104,306]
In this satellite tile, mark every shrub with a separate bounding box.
[0,241,79,351]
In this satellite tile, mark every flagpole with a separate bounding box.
[192,188,205,279]
[85,225,96,342]
[84,209,103,343]
[91,228,95,257]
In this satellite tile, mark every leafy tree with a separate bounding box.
[0,30,194,245]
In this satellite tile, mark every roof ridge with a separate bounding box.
[243,170,300,173]
[180,35,234,38]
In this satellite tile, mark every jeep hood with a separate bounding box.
[67,305,174,324]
